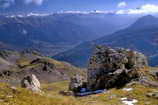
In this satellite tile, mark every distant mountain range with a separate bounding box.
[54,15,158,67]
[0,13,136,55]
[0,13,136,56]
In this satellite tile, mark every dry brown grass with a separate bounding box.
[0,80,158,105]
[0,67,158,105]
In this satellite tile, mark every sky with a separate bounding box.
[0,0,158,14]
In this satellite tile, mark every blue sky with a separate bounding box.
[0,0,158,13]
[45,0,157,11]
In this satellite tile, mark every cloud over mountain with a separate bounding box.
[117,2,127,8]
[117,4,158,14]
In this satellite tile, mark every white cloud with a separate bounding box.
[25,0,44,5]
[116,4,158,14]
[118,2,127,8]
[129,4,158,14]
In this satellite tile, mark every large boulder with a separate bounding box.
[21,74,41,92]
[69,74,86,93]
[87,46,148,90]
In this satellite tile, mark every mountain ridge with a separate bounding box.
[0,13,136,56]
[54,15,158,67]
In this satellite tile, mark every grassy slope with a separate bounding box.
[0,67,158,105]
[0,50,86,84]
[0,81,158,105]
[17,56,85,77]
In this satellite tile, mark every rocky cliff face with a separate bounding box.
[87,46,148,90]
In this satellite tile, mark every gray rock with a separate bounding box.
[69,74,86,92]
[21,74,41,92]
[69,46,148,92]
[139,78,158,87]
[87,46,148,90]
[149,70,158,79]
[146,91,158,99]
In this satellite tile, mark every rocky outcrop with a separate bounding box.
[87,46,148,90]
[69,46,148,93]
[30,58,55,72]
[21,74,41,92]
